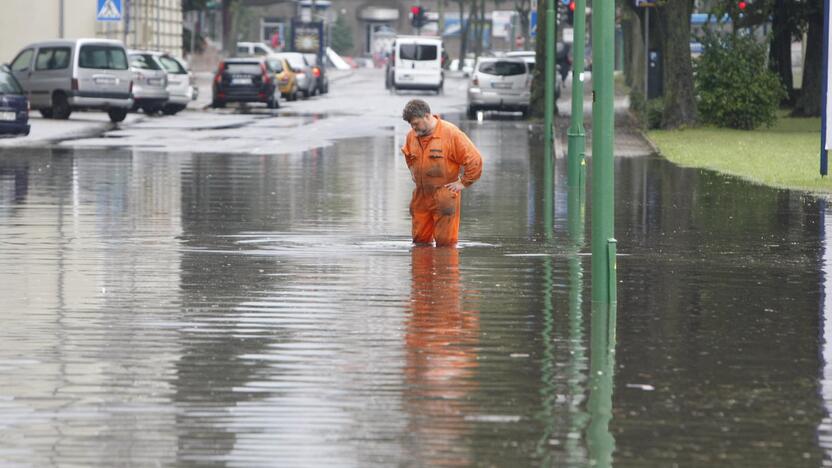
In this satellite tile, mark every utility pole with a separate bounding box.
[59,0,65,38]
[543,0,556,237]
[591,0,616,303]
[567,0,587,223]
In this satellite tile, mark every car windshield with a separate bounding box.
[279,55,305,69]
[399,44,437,61]
[478,61,527,76]
[129,54,161,70]
[266,59,284,73]
[224,62,262,74]
[159,56,187,74]
[0,71,23,94]
[79,45,128,70]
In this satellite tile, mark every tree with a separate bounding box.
[331,14,354,55]
[793,0,823,116]
[529,0,557,118]
[655,0,697,128]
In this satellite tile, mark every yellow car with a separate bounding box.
[268,57,299,101]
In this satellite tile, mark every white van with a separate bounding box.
[9,39,133,122]
[388,36,443,94]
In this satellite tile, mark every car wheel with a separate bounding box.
[302,89,310,99]
[39,109,53,119]
[211,100,226,109]
[162,104,184,116]
[107,108,128,123]
[52,92,71,120]
[143,107,160,116]
[322,83,329,94]
[466,105,476,119]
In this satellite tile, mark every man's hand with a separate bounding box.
[444,181,465,193]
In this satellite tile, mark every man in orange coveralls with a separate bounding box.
[400,99,483,246]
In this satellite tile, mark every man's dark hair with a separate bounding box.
[402,99,431,122]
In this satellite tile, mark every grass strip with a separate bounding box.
[648,114,826,193]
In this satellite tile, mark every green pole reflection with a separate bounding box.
[587,301,617,467]
[536,254,557,465]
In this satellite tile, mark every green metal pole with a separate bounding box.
[567,0,586,197]
[591,0,616,303]
[543,0,556,234]
[587,301,617,467]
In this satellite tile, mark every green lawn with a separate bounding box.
[648,114,827,193]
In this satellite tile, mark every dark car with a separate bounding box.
[0,65,30,137]
[211,57,279,109]
[303,53,329,95]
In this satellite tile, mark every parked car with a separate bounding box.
[267,56,299,101]
[128,50,169,115]
[504,50,561,98]
[467,57,531,118]
[154,52,192,115]
[236,42,276,57]
[273,52,314,98]
[0,65,30,137]
[9,38,133,122]
[386,36,444,93]
[303,53,329,95]
[211,57,279,109]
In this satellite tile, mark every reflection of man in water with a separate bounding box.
[401,100,483,246]
[405,246,479,464]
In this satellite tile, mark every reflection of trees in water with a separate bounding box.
[404,246,479,466]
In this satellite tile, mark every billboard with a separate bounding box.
[291,20,324,56]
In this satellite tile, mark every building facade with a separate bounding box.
[0,0,183,64]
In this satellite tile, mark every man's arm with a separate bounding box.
[451,129,483,188]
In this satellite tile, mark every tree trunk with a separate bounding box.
[656,0,697,128]
[769,0,794,103]
[461,1,476,66]
[530,0,557,118]
[793,5,822,116]
[222,0,234,54]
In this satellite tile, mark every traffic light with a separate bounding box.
[411,6,427,29]
[567,1,575,25]
[737,0,748,11]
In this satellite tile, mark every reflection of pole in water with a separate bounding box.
[587,302,616,467]
[564,253,589,463]
[535,255,557,463]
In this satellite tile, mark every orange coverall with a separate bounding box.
[401,116,483,246]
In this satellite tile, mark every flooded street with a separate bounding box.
[1,110,830,466]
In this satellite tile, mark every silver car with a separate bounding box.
[128,50,169,115]
[154,53,193,115]
[467,57,531,118]
[273,52,314,99]
[9,38,133,122]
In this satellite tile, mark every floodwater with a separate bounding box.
[0,117,830,466]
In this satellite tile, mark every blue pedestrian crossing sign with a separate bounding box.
[97,0,123,21]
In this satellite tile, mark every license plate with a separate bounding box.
[232,77,252,85]
[492,82,512,89]
[0,111,16,121]
[94,77,116,85]
[148,78,163,86]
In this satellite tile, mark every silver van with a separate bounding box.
[8,39,133,122]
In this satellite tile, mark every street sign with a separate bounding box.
[97,0,123,21]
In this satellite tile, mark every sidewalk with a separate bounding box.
[553,71,654,158]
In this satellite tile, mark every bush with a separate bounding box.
[694,33,785,130]
[646,98,664,129]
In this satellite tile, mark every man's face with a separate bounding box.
[409,115,433,137]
